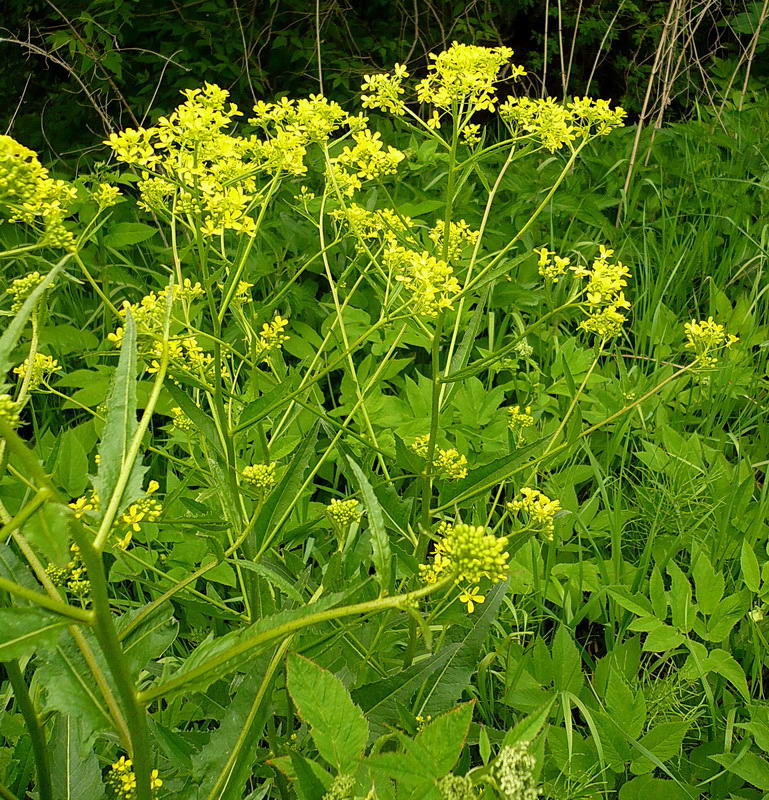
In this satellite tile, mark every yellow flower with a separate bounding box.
[459,586,485,613]
[684,317,738,367]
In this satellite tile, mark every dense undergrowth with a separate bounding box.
[0,40,768,800]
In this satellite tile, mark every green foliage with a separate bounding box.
[0,32,767,800]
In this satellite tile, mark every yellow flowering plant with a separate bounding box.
[0,40,749,800]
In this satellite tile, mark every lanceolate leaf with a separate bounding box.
[420,580,509,716]
[344,451,392,592]
[50,713,105,800]
[93,309,144,514]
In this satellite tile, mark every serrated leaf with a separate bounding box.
[710,749,769,791]
[287,654,368,772]
[630,721,689,774]
[551,624,584,694]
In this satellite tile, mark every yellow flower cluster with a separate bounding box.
[327,129,405,197]
[385,245,460,316]
[419,522,509,588]
[429,219,479,262]
[13,353,60,390]
[107,84,258,236]
[6,271,45,312]
[255,314,289,361]
[684,317,738,368]
[507,405,534,445]
[148,336,214,378]
[415,42,524,111]
[242,462,277,492]
[534,247,571,283]
[69,491,99,519]
[170,406,196,433]
[105,756,162,800]
[570,245,631,339]
[0,135,77,249]
[115,481,162,549]
[91,182,122,207]
[325,498,363,529]
[330,204,411,246]
[0,394,21,428]
[361,63,409,115]
[499,96,626,152]
[45,544,90,599]
[250,94,353,145]
[507,488,562,540]
[411,435,468,480]
[108,280,205,346]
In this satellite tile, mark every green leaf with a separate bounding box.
[50,714,104,800]
[619,775,691,800]
[704,648,749,700]
[93,310,144,515]
[344,452,391,592]
[630,721,689,774]
[503,701,553,747]
[642,624,684,652]
[287,653,368,772]
[0,608,67,660]
[710,749,769,791]
[102,222,157,247]
[0,260,65,379]
[352,645,461,737]
[115,610,178,678]
[551,625,584,694]
[37,638,114,736]
[410,703,474,778]
[692,553,723,615]
[741,540,761,593]
[422,580,509,715]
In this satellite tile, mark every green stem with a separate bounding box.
[138,576,453,705]
[5,660,53,800]
[71,528,154,800]
[0,574,92,622]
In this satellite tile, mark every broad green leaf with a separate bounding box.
[642,624,684,652]
[115,610,178,678]
[287,653,368,772]
[0,607,68,660]
[667,562,693,633]
[344,452,391,592]
[93,310,145,515]
[607,587,653,618]
[103,222,157,247]
[551,624,584,694]
[630,721,689,774]
[619,775,691,800]
[692,553,723,615]
[710,750,769,791]
[705,648,749,700]
[409,702,473,778]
